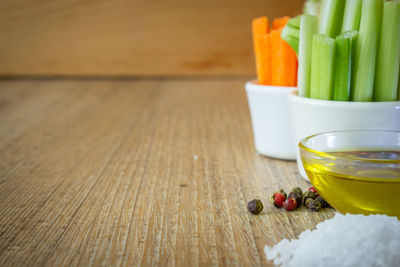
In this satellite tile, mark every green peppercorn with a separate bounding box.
[304,198,312,207]
[247,199,263,214]
[291,187,303,196]
[305,198,322,211]
[311,199,322,211]
[315,196,331,208]
[302,190,316,203]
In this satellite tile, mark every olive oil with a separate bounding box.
[303,150,400,217]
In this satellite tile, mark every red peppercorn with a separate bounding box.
[284,198,297,211]
[308,186,319,197]
[274,193,286,207]
[269,189,287,208]
[308,186,316,193]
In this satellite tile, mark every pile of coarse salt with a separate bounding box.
[265,213,400,267]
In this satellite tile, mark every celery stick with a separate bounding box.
[318,0,346,38]
[341,0,362,32]
[398,68,400,101]
[374,0,400,102]
[333,31,358,101]
[288,15,302,28]
[298,14,317,97]
[310,34,336,100]
[352,0,383,102]
[304,0,321,16]
[281,15,301,55]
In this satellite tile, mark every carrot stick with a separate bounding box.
[270,29,282,86]
[252,16,297,86]
[280,34,298,86]
[252,17,271,85]
[270,28,298,86]
[272,16,290,30]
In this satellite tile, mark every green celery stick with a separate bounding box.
[304,0,321,16]
[398,67,400,101]
[281,15,301,55]
[298,14,317,97]
[310,34,336,100]
[318,0,346,38]
[374,0,400,102]
[341,0,362,32]
[333,31,358,101]
[288,15,302,28]
[352,0,383,102]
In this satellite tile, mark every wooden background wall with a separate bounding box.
[0,0,304,77]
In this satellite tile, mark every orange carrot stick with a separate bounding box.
[252,17,271,85]
[272,16,290,30]
[270,27,298,86]
[280,35,298,86]
[270,29,282,86]
[252,16,297,86]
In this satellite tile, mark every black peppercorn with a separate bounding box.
[305,198,322,211]
[315,196,331,208]
[288,187,303,208]
[247,199,263,214]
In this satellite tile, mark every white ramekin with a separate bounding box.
[245,81,297,160]
[288,91,400,180]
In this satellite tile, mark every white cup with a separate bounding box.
[245,81,297,160]
[288,91,400,180]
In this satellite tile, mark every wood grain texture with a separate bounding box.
[0,0,304,76]
[0,78,334,266]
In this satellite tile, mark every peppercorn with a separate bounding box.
[247,199,263,214]
[269,189,287,208]
[315,196,331,208]
[292,187,303,196]
[283,198,297,211]
[274,193,286,207]
[308,186,316,193]
[305,198,322,211]
[288,187,303,208]
[302,190,316,203]
[277,189,287,199]
[308,186,320,197]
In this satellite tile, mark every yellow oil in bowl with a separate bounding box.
[303,151,400,217]
[299,131,400,218]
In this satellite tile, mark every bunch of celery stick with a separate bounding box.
[282,0,400,102]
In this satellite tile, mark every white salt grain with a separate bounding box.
[264,213,400,267]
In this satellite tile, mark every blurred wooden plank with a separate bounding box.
[0,0,304,76]
[0,79,334,267]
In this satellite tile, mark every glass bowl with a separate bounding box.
[299,130,400,217]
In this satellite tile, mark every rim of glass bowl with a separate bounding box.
[298,130,400,164]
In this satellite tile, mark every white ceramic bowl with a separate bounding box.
[245,81,297,160]
[289,91,400,179]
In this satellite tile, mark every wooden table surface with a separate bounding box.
[0,78,334,266]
